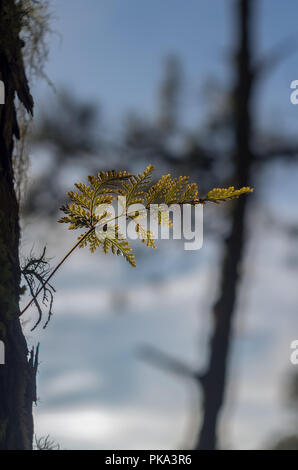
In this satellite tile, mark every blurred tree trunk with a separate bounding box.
[0,0,36,450]
[196,0,255,449]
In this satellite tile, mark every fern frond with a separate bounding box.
[135,223,157,249]
[101,224,136,267]
[76,230,101,250]
[206,186,254,203]
[58,204,90,230]
[145,174,197,207]
[164,176,189,204]
[59,171,131,229]
[120,164,155,207]
[58,165,253,268]
[89,231,103,253]
[68,191,92,210]
[74,183,95,199]
[145,174,172,206]
[77,232,90,249]
[88,170,131,193]
[180,183,199,203]
[20,164,256,322]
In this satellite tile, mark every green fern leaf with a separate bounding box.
[206,186,254,202]
[58,165,253,267]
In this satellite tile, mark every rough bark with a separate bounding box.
[196,0,255,449]
[0,0,35,450]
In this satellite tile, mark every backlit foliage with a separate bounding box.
[58,165,253,267]
[206,186,253,202]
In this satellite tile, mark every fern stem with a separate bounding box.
[20,226,95,316]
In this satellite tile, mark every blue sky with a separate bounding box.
[34,0,298,133]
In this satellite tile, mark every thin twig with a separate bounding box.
[20,226,95,316]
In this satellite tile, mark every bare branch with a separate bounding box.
[253,33,298,79]
[137,344,199,380]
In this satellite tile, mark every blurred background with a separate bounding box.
[19,0,298,449]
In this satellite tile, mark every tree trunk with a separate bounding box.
[0,0,36,450]
[196,0,255,449]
